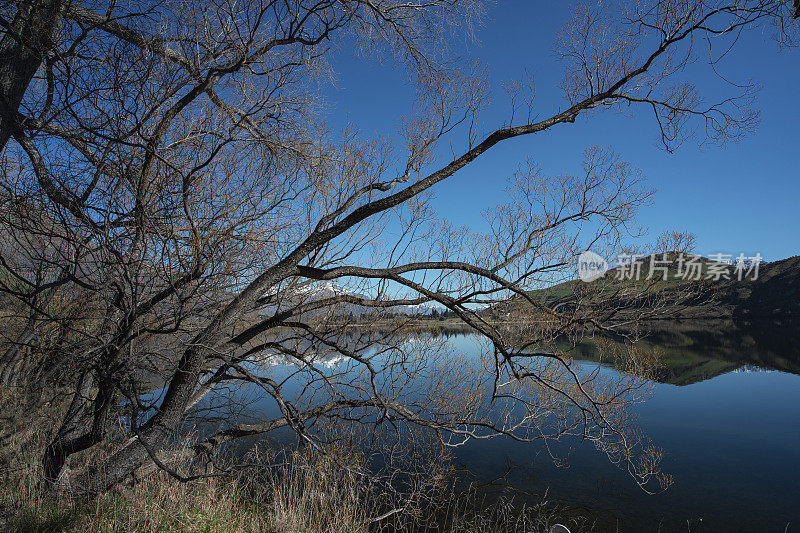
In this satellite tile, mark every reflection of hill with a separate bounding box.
[570,319,800,386]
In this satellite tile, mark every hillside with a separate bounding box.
[497,254,800,320]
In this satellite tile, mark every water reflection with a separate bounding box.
[445,319,800,532]
[191,319,800,532]
[567,318,800,385]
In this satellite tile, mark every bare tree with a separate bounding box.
[653,230,697,255]
[0,0,795,497]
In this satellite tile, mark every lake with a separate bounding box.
[190,319,800,532]
[445,328,800,532]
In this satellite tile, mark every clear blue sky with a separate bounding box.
[324,1,799,262]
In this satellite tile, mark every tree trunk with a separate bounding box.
[41,370,97,486]
[78,345,207,492]
[0,0,65,151]
[0,343,27,386]
[0,311,38,386]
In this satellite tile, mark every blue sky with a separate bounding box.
[324,1,799,262]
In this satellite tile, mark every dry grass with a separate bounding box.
[17,452,377,532]
[0,387,67,522]
[1,405,383,533]
[0,389,595,533]
[4,442,384,532]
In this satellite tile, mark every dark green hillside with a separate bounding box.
[497,254,800,319]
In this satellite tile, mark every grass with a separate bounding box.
[3,447,593,533]
[0,389,596,533]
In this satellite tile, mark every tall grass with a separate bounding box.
[0,389,595,532]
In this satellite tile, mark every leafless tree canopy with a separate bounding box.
[0,0,795,496]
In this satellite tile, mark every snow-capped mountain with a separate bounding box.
[260,281,440,316]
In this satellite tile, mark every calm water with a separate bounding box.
[191,320,800,532]
[444,332,800,532]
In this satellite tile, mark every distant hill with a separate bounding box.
[704,255,800,317]
[493,254,800,320]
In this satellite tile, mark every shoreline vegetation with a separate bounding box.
[0,386,594,533]
[335,253,800,334]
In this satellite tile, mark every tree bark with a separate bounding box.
[0,308,39,386]
[0,340,28,386]
[0,0,65,151]
[41,371,98,486]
